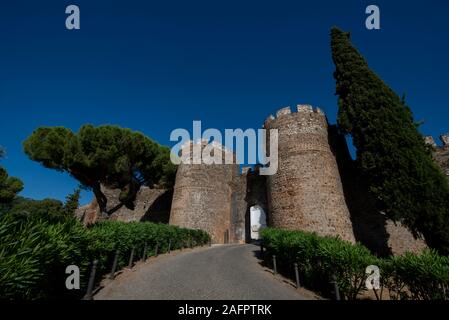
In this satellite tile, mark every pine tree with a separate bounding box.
[0,146,23,204]
[331,27,449,254]
[23,125,177,215]
[64,188,81,216]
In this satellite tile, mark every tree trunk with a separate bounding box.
[92,183,108,214]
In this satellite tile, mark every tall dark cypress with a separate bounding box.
[331,27,449,254]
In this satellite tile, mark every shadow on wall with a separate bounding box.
[140,190,174,224]
[329,125,393,257]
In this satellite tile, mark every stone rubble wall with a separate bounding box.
[75,186,172,226]
[169,141,237,244]
[264,105,355,243]
[331,125,427,256]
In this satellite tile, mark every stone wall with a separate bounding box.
[331,126,427,256]
[169,141,239,244]
[384,221,428,256]
[264,105,355,243]
[75,186,172,226]
[74,111,447,257]
[426,134,449,178]
[230,170,247,244]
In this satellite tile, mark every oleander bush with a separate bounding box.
[261,228,449,300]
[0,213,210,300]
[87,220,210,277]
[0,214,90,299]
[380,251,449,300]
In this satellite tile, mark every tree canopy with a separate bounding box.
[0,196,66,222]
[331,27,449,254]
[0,147,24,204]
[23,125,177,215]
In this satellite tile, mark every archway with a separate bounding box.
[249,205,267,241]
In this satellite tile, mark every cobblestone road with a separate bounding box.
[95,244,308,300]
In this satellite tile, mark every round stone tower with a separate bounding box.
[169,140,239,244]
[264,105,355,243]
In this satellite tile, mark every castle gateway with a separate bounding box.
[78,104,432,256]
[170,105,355,245]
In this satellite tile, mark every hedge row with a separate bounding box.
[0,214,210,300]
[261,228,449,300]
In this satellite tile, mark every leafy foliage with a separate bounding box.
[261,228,449,300]
[0,197,69,223]
[331,27,449,254]
[64,188,81,216]
[23,125,177,215]
[0,212,210,300]
[87,220,210,276]
[261,228,375,299]
[0,214,90,299]
[0,147,23,204]
[382,251,449,300]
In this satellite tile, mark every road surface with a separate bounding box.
[95,244,309,300]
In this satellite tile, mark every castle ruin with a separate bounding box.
[167,105,428,254]
[77,104,448,256]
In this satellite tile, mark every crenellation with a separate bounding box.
[264,114,275,127]
[314,107,325,115]
[440,134,449,147]
[431,134,449,178]
[425,136,437,147]
[276,106,292,117]
[297,104,313,113]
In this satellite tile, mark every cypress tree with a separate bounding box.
[64,188,81,216]
[331,27,449,254]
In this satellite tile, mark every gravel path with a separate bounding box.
[94,244,308,300]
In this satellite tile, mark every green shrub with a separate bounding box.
[261,228,449,300]
[384,250,449,300]
[0,214,89,299]
[86,221,210,275]
[315,236,376,300]
[0,214,210,300]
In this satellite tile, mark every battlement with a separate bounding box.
[424,134,449,148]
[180,139,233,152]
[264,104,326,127]
[179,139,236,163]
[424,136,437,147]
[440,134,449,147]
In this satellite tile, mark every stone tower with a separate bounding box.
[169,140,239,244]
[264,105,355,243]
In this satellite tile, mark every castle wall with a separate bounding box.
[331,126,427,256]
[169,141,239,244]
[426,134,449,178]
[75,112,449,256]
[75,186,172,226]
[264,105,355,243]
[230,171,247,244]
[384,221,428,256]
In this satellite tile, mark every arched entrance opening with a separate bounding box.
[249,205,267,241]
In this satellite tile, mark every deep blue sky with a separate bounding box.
[1,0,448,204]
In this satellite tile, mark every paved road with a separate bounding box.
[95,244,307,300]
